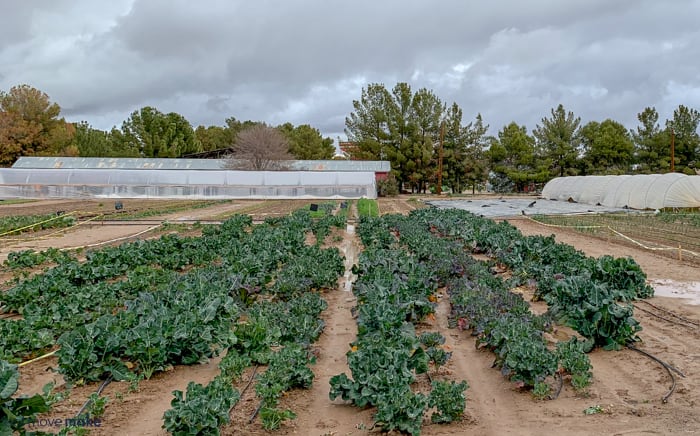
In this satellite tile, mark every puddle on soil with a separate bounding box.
[341,224,357,292]
[650,279,700,305]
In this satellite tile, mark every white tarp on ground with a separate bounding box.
[542,174,700,209]
[0,169,377,199]
[427,199,628,217]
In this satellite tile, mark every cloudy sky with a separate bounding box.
[2,0,699,141]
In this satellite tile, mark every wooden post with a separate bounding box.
[436,122,444,195]
[670,128,675,173]
[679,244,682,261]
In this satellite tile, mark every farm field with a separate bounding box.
[1,196,699,435]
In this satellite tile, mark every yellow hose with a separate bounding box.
[18,349,59,367]
[0,211,77,237]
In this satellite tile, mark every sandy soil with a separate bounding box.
[6,198,700,435]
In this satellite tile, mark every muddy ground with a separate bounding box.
[4,197,700,435]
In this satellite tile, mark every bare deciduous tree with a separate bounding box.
[224,124,292,170]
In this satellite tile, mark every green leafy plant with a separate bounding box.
[556,338,593,390]
[162,377,240,436]
[1,359,50,435]
[546,276,641,350]
[218,349,251,382]
[532,381,551,400]
[259,408,296,431]
[0,213,75,235]
[331,215,468,435]
[428,380,468,423]
[373,387,428,435]
[584,404,604,415]
[85,393,108,418]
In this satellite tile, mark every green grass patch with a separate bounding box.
[357,199,379,217]
[309,201,336,218]
[0,199,37,205]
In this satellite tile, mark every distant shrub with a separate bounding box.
[377,175,399,197]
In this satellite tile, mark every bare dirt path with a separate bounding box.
[92,357,223,436]
[378,196,424,215]
[430,293,524,435]
[281,210,373,435]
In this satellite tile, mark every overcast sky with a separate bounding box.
[2,0,699,142]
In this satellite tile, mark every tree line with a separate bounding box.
[0,84,335,167]
[345,83,700,193]
[2,83,699,193]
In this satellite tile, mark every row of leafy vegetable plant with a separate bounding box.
[330,215,467,436]
[0,212,76,235]
[1,208,346,433]
[380,213,592,398]
[163,291,334,434]
[0,208,345,363]
[416,208,652,351]
[163,209,345,433]
[0,215,252,363]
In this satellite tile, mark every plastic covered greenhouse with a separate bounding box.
[542,174,700,209]
[11,157,391,172]
[0,168,377,199]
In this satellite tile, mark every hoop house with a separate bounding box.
[541,174,700,209]
[0,168,377,199]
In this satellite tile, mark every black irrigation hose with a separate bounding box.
[240,365,259,398]
[75,376,113,417]
[245,365,265,423]
[626,344,685,377]
[626,344,685,404]
[548,372,563,401]
[249,401,263,424]
[231,365,259,413]
[637,300,700,327]
[633,304,699,330]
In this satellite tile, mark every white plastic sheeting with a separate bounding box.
[12,157,392,172]
[542,174,700,209]
[0,169,377,199]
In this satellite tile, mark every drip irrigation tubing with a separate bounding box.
[548,372,563,400]
[626,344,685,403]
[249,401,263,424]
[231,365,259,412]
[633,304,699,330]
[75,376,113,417]
[637,300,700,327]
[240,365,259,398]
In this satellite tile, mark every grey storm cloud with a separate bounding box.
[1,0,699,140]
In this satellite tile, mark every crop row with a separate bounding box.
[330,215,467,435]
[0,212,76,235]
[415,208,651,350]
[163,207,345,433]
[1,207,346,433]
[379,213,591,398]
[0,215,251,363]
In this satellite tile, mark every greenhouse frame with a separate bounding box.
[541,174,700,209]
[11,157,391,173]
